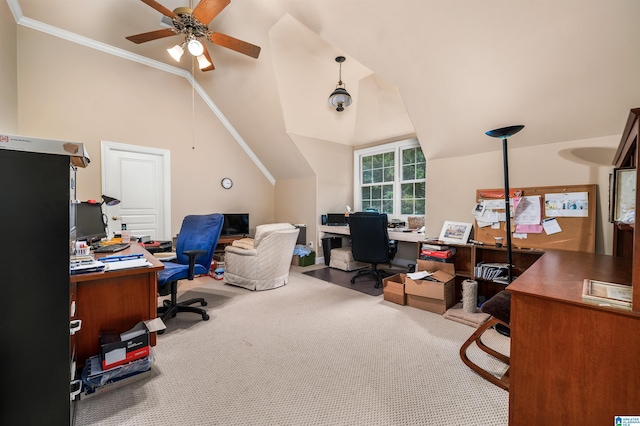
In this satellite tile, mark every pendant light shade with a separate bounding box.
[328,56,352,112]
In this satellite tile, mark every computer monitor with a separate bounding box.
[75,201,107,245]
[222,213,249,236]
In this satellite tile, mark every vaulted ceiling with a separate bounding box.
[12,0,640,180]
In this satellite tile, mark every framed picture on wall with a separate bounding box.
[438,221,473,244]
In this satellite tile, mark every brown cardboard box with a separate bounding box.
[404,259,455,314]
[383,273,406,305]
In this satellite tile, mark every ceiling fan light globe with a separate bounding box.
[167,45,184,62]
[187,39,204,56]
[197,54,212,69]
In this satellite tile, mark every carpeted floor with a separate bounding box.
[73,267,509,426]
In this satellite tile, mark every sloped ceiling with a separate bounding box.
[12,0,640,181]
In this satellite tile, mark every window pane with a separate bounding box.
[363,170,372,184]
[415,199,425,214]
[372,169,383,183]
[382,200,394,214]
[361,187,370,200]
[401,200,413,214]
[402,165,415,181]
[384,152,395,167]
[384,167,394,182]
[415,181,425,197]
[372,185,382,199]
[383,185,394,199]
[372,154,383,168]
[402,148,416,164]
[416,163,426,179]
[362,156,372,170]
[401,183,413,198]
[416,149,425,163]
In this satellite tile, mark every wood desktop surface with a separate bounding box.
[507,250,640,425]
[71,244,164,368]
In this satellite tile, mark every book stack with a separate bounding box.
[420,243,456,263]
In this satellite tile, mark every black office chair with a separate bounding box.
[348,212,398,288]
[157,213,224,326]
[459,290,511,391]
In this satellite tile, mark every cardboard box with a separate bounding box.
[99,318,165,370]
[292,251,315,267]
[383,273,406,305]
[404,259,455,314]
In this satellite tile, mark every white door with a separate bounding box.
[101,141,171,241]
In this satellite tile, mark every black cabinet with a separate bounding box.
[0,149,73,425]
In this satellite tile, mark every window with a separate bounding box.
[354,138,425,218]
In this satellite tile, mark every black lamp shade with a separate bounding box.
[102,195,121,206]
[486,125,525,139]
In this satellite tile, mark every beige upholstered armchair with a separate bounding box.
[223,223,300,291]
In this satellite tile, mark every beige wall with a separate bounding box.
[15,27,274,237]
[426,135,619,255]
[292,135,354,249]
[274,175,316,247]
[0,1,17,133]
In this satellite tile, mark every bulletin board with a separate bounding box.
[474,184,597,253]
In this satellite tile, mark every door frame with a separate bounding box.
[101,141,171,239]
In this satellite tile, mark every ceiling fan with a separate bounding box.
[126,0,261,71]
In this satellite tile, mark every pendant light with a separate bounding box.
[328,56,352,112]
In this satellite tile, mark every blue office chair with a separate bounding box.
[157,213,224,325]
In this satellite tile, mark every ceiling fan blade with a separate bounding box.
[140,0,177,19]
[209,32,261,59]
[126,28,176,44]
[192,0,230,26]
[200,45,215,71]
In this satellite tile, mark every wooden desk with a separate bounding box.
[70,244,164,367]
[508,250,640,425]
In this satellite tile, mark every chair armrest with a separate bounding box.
[183,249,206,280]
[224,246,257,256]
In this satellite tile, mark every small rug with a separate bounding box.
[303,267,384,296]
[443,303,491,327]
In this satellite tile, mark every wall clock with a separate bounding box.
[221,178,233,189]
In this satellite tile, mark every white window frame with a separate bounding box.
[353,137,425,220]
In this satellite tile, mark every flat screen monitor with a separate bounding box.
[222,213,249,236]
[75,201,107,245]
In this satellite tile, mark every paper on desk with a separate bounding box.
[104,258,151,271]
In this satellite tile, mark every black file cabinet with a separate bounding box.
[0,149,75,425]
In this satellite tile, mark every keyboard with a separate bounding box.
[94,243,131,253]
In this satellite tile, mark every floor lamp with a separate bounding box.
[485,125,524,284]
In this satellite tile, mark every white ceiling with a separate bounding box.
[12,0,640,179]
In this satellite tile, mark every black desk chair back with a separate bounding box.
[348,212,398,288]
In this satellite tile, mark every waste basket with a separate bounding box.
[321,237,342,266]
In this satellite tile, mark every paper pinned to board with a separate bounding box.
[542,217,562,235]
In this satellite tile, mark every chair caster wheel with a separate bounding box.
[350,278,356,284]
[201,301,208,307]
[202,313,210,321]
[157,329,165,335]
